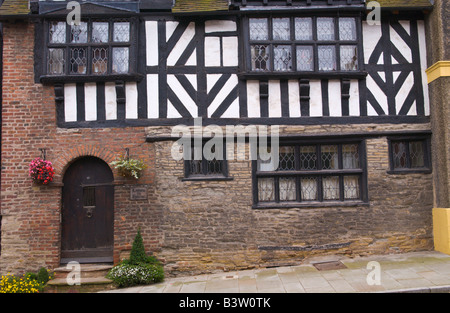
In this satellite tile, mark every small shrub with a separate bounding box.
[107,229,164,288]
[107,263,164,288]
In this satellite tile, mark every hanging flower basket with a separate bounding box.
[111,156,146,180]
[29,157,55,185]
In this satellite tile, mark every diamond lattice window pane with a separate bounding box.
[49,21,66,44]
[70,48,87,74]
[273,18,290,41]
[92,48,108,75]
[71,22,88,43]
[296,46,314,71]
[339,18,357,41]
[301,177,318,201]
[392,141,407,169]
[279,177,296,201]
[112,47,129,74]
[207,159,223,175]
[409,141,425,168]
[317,18,335,41]
[113,22,130,42]
[258,178,275,202]
[273,45,292,72]
[295,18,313,41]
[48,48,65,75]
[318,45,336,71]
[92,22,109,43]
[322,176,340,200]
[190,160,202,175]
[251,45,270,71]
[249,18,269,41]
[278,146,295,171]
[340,45,358,71]
[342,144,360,169]
[344,176,360,200]
[321,145,339,170]
[300,146,317,170]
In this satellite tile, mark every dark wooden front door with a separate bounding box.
[61,157,114,264]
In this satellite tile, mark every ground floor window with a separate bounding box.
[253,139,367,208]
[388,136,431,173]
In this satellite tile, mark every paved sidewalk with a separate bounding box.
[101,251,450,293]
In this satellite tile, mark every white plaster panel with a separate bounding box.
[145,21,159,66]
[205,37,221,67]
[84,83,97,121]
[147,74,159,118]
[309,80,322,117]
[64,83,77,122]
[105,82,117,120]
[288,80,300,118]
[328,80,342,117]
[268,80,281,118]
[222,37,239,67]
[205,20,237,33]
[125,82,138,119]
[247,80,260,118]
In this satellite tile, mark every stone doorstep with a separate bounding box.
[46,264,115,293]
[53,264,113,279]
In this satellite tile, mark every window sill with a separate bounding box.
[253,200,369,209]
[40,73,144,84]
[386,169,432,175]
[238,71,368,80]
[181,176,234,182]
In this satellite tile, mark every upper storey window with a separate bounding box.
[247,16,360,74]
[45,19,135,80]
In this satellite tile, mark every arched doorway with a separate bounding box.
[61,156,114,264]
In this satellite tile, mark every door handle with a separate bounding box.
[86,207,94,218]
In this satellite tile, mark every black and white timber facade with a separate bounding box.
[31,0,431,128]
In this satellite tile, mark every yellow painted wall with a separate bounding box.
[433,208,450,255]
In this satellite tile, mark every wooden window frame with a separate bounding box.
[183,139,232,181]
[40,17,139,83]
[387,136,432,174]
[252,138,368,209]
[242,13,365,80]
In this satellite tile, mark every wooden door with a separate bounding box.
[61,157,114,264]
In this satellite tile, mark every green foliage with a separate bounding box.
[110,156,146,179]
[106,263,164,288]
[37,267,52,285]
[2,268,53,293]
[107,229,164,288]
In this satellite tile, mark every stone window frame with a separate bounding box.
[387,135,432,174]
[243,14,364,79]
[252,138,369,209]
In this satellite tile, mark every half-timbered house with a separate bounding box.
[0,0,447,276]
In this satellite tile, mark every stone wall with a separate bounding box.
[148,124,434,276]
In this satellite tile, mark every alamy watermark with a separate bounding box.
[170,118,280,171]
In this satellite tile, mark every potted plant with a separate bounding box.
[29,157,55,185]
[111,155,146,179]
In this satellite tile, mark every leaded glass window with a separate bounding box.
[45,19,133,77]
[389,138,430,172]
[254,142,366,206]
[184,140,228,179]
[247,16,360,73]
